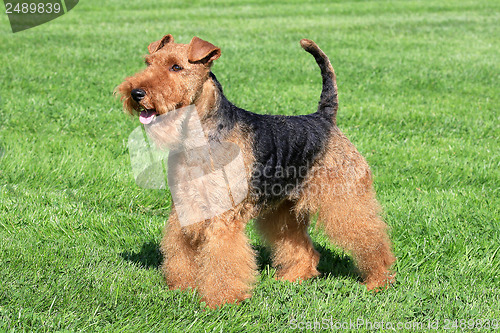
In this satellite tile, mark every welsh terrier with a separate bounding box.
[117,34,395,309]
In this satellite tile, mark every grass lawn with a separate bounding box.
[0,0,499,331]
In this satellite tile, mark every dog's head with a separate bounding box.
[116,34,221,124]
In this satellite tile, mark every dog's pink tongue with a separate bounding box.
[139,111,157,125]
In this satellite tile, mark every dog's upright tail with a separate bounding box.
[300,39,338,123]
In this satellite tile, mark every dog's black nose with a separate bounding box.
[131,88,146,102]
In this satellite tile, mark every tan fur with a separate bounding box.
[256,201,320,282]
[297,128,396,288]
[117,36,395,309]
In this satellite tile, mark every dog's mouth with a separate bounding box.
[139,109,158,125]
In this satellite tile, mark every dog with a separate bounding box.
[117,35,395,308]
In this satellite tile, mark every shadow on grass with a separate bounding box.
[121,241,359,281]
[315,245,360,281]
[120,240,162,269]
[255,243,359,281]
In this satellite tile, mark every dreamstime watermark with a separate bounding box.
[4,0,79,33]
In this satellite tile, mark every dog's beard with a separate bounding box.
[144,105,204,152]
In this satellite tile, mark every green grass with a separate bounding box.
[0,0,499,331]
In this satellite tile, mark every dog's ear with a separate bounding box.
[188,37,221,65]
[148,34,174,54]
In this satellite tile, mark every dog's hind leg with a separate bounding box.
[302,161,396,290]
[256,200,320,282]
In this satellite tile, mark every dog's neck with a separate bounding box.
[193,72,239,143]
[194,76,218,119]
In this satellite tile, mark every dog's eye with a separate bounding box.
[144,59,151,66]
[171,64,183,72]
